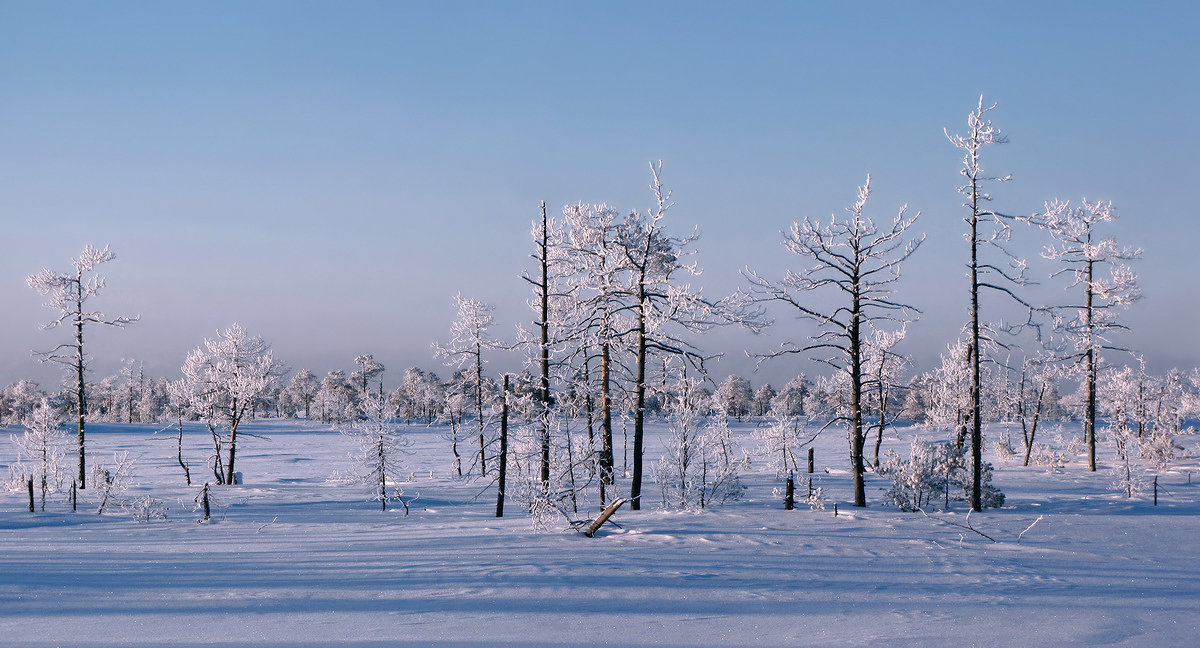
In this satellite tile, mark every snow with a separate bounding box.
[2,419,1197,647]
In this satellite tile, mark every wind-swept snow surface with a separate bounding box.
[2,420,1197,647]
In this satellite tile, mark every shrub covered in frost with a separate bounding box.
[880,439,1004,511]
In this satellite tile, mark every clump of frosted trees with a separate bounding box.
[424,162,760,526]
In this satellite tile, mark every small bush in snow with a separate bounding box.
[1139,424,1185,471]
[993,435,1018,463]
[1029,441,1071,473]
[880,439,1004,511]
[1058,431,1089,457]
[8,398,67,510]
[92,452,135,515]
[654,380,744,511]
[124,495,168,522]
[1109,423,1145,498]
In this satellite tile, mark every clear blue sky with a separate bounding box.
[2,2,1197,389]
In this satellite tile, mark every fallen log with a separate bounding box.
[583,498,628,537]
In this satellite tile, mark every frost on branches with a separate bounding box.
[744,174,922,507]
[341,393,411,512]
[173,324,280,485]
[1040,198,1141,472]
[434,294,502,478]
[754,404,808,479]
[654,376,744,511]
[880,439,1004,512]
[27,244,137,489]
[7,398,67,510]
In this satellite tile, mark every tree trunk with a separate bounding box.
[630,304,647,511]
[496,375,509,518]
[969,171,983,513]
[378,437,387,511]
[75,300,87,489]
[474,343,487,476]
[538,202,552,493]
[599,342,614,503]
[224,400,239,485]
[1085,256,1097,472]
[849,295,866,508]
[583,498,627,537]
[177,421,191,485]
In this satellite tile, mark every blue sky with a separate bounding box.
[2,2,1197,388]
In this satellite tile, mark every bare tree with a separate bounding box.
[562,202,626,504]
[745,175,922,507]
[1040,198,1140,471]
[946,96,1032,511]
[610,162,755,510]
[27,245,137,488]
[342,392,410,511]
[14,398,67,511]
[434,294,501,477]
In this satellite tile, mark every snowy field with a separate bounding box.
[2,419,1198,648]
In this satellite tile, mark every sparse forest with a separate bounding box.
[4,96,1198,647]
[3,98,1193,519]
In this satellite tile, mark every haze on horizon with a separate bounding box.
[2,2,1198,391]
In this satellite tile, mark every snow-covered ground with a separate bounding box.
[2,419,1197,647]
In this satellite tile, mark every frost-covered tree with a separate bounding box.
[1039,198,1140,471]
[287,369,318,419]
[12,398,67,511]
[434,294,502,477]
[125,360,145,423]
[432,370,475,476]
[175,324,279,485]
[880,438,1004,511]
[712,375,754,420]
[315,370,353,424]
[770,375,809,417]
[351,354,385,400]
[562,201,627,503]
[755,402,809,478]
[1016,357,1056,467]
[865,327,910,469]
[393,367,445,423]
[745,175,922,507]
[520,202,571,492]
[946,96,1032,512]
[342,392,410,511]
[137,377,168,423]
[751,383,776,417]
[1,380,48,425]
[654,376,743,510]
[91,451,134,515]
[611,163,755,510]
[925,341,974,439]
[27,245,137,487]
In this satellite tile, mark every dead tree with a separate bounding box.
[946,96,1033,511]
[1039,199,1140,471]
[746,175,922,507]
[27,245,137,488]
